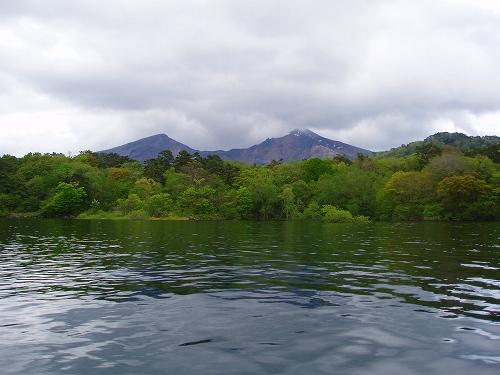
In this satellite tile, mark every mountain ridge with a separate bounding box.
[100,129,371,164]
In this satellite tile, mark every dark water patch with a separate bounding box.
[179,338,214,347]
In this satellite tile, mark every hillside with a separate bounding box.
[374,132,500,159]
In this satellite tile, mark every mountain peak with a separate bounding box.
[289,129,319,138]
[100,133,194,163]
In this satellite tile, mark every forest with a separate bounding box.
[1,142,500,222]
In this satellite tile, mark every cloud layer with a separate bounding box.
[1,0,500,156]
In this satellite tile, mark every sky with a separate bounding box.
[1,0,500,157]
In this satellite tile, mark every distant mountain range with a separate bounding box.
[100,129,371,164]
[100,129,500,164]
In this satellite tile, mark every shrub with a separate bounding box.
[321,205,353,222]
[303,201,322,220]
[321,205,371,223]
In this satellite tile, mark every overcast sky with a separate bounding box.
[1,0,500,157]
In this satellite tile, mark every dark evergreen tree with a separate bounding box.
[174,150,193,171]
[144,150,174,184]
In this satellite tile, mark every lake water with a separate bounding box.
[1,219,499,374]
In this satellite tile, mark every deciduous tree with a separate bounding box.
[42,182,87,217]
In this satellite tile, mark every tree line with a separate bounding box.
[1,143,499,221]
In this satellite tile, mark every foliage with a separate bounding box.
[301,158,334,183]
[314,166,384,217]
[143,150,174,184]
[42,182,87,217]
[178,184,218,217]
[321,205,370,223]
[235,167,279,220]
[437,175,491,220]
[280,184,301,220]
[374,132,500,159]
[414,143,442,170]
[147,193,173,218]
[424,151,472,180]
[303,201,322,220]
[464,143,500,164]
[379,170,437,220]
[2,143,500,221]
[236,187,254,219]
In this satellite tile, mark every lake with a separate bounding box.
[0,219,499,374]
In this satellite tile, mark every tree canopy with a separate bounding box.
[1,142,500,221]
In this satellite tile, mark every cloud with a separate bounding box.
[1,0,500,156]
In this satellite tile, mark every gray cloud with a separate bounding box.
[1,0,500,156]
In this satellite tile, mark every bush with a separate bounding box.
[303,201,322,220]
[321,205,353,222]
[321,205,371,223]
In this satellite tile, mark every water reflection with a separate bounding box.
[1,219,500,321]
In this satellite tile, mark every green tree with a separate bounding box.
[178,185,217,217]
[202,154,225,176]
[0,155,21,194]
[16,153,68,212]
[301,158,333,183]
[131,177,162,200]
[333,154,352,165]
[279,184,300,220]
[42,182,87,217]
[464,143,500,163]
[90,152,132,168]
[147,193,173,217]
[291,179,313,212]
[0,155,22,212]
[272,161,301,186]
[236,186,254,219]
[437,175,491,220]
[414,143,442,170]
[117,193,145,215]
[174,150,193,171]
[235,167,279,220]
[379,170,437,220]
[144,150,174,184]
[425,151,472,180]
[353,153,385,174]
[163,167,191,198]
[314,166,382,217]
[466,155,498,181]
[303,201,322,220]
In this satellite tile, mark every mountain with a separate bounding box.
[100,134,196,163]
[203,129,371,164]
[99,129,371,164]
[373,132,500,159]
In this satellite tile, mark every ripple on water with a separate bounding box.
[1,220,500,373]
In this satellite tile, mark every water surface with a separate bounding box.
[1,219,499,374]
